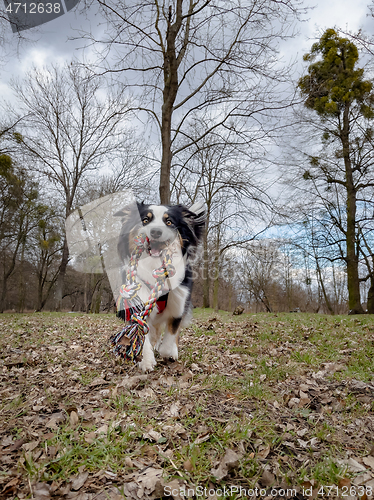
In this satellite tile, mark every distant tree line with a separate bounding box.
[1,15,374,314]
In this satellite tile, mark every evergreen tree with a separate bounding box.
[298,29,374,314]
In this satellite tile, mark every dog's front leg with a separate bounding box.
[158,318,180,360]
[138,334,157,372]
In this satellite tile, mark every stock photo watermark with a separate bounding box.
[3,0,79,32]
[164,484,374,498]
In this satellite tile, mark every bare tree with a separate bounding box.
[8,63,134,309]
[172,121,274,308]
[0,159,44,312]
[79,0,304,203]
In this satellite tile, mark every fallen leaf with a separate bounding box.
[363,456,374,470]
[45,412,65,429]
[8,438,26,451]
[89,377,108,387]
[119,375,148,390]
[260,469,276,487]
[184,459,193,472]
[1,436,14,447]
[193,432,210,445]
[70,411,79,426]
[211,449,242,480]
[288,397,300,408]
[340,458,367,472]
[297,428,308,437]
[1,477,20,496]
[22,441,39,452]
[338,478,350,488]
[96,424,108,435]
[168,402,180,417]
[258,444,271,459]
[33,482,51,499]
[71,472,89,491]
[138,387,156,399]
[84,432,96,444]
[143,429,162,442]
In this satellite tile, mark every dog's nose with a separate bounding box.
[150,229,162,239]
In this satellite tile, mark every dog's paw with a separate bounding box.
[138,356,157,373]
[158,341,178,360]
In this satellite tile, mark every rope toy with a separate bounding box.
[110,233,176,363]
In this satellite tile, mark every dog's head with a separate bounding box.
[115,201,205,261]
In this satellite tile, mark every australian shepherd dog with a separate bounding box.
[115,202,205,372]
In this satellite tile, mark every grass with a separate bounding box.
[0,309,373,498]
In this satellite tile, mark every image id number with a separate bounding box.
[6,2,61,14]
[318,485,373,496]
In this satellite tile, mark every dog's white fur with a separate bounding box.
[117,201,204,372]
[138,285,190,372]
[134,203,203,372]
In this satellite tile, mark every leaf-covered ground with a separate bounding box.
[0,310,373,500]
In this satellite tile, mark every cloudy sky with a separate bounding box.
[0,0,373,99]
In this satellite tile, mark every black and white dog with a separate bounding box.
[116,201,205,372]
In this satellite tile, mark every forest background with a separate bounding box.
[2,0,374,316]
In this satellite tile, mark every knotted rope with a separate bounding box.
[110,233,175,363]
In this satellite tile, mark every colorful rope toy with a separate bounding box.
[110,233,176,363]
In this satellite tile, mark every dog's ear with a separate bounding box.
[182,201,205,244]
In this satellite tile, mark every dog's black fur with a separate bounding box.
[115,201,205,371]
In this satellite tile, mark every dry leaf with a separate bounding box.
[119,375,148,390]
[193,432,210,445]
[1,436,15,447]
[260,469,276,487]
[363,456,374,470]
[168,402,180,417]
[1,477,20,496]
[70,411,79,426]
[71,472,89,491]
[33,482,51,499]
[84,432,96,444]
[89,377,108,387]
[22,440,39,452]
[143,429,162,442]
[258,444,271,459]
[96,424,108,435]
[183,459,193,472]
[138,387,156,399]
[211,449,242,480]
[338,478,351,488]
[8,438,26,451]
[45,412,65,429]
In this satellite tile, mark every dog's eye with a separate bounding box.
[165,219,172,226]
[142,217,149,225]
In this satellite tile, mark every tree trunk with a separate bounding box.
[159,2,183,204]
[315,257,334,315]
[367,277,374,314]
[212,234,220,312]
[55,237,69,311]
[0,241,21,313]
[202,235,210,308]
[17,238,26,312]
[342,103,364,314]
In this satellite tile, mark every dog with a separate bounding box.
[115,201,205,372]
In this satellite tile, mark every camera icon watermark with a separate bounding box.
[3,0,79,32]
